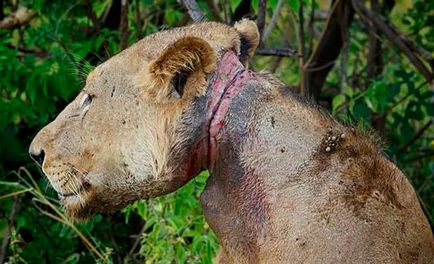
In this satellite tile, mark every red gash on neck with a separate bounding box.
[184,50,255,180]
[207,51,255,168]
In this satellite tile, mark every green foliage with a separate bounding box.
[1,0,433,263]
[123,172,217,264]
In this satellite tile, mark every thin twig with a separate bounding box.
[270,57,284,73]
[120,0,129,49]
[301,0,354,99]
[134,0,144,40]
[405,150,434,162]
[0,197,19,263]
[304,60,336,72]
[181,0,296,60]
[366,0,383,83]
[255,47,302,58]
[127,225,145,257]
[180,0,205,22]
[399,119,433,151]
[205,0,223,22]
[339,0,350,92]
[307,0,315,57]
[298,0,305,61]
[84,0,100,34]
[257,0,266,47]
[385,81,428,114]
[352,0,433,83]
[262,0,284,43]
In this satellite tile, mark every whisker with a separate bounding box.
[66,170,80,196]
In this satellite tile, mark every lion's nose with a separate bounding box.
[29,147,45,167]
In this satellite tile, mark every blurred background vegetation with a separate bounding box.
[0,0,433,263]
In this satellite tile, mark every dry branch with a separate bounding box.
[262,0,284,43]
[301,0,354,100]
[352,0,433,83]
[0,197,19,263]
[257,0,266,46]
[134,0,144,39]
[306,0,315,57]
[120,0,129,49]
[298,2,305,61]
[256,48,302,58]
[205,0,223,22]
[400,119,433,152]
[84,0,100,34]
[0,7,36,29]
[180,0,205,22]
[180,0,299,59]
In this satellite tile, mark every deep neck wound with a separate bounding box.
[206,50,256,169]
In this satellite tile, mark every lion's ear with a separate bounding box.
[148,36,216,102]
[234,19,260,64]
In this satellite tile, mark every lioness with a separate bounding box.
[29,20,434,263]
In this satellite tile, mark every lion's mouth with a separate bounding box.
[57,182,91,199]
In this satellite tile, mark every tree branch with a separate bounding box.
[180,0,301,60]
[366,0,383,82]
[298,1,305,61]
[399,119,433,152]
[120,0,129,49]
[0,197,19,263]
[205,0,223,22]
[180,0,205,22]
[134,0,144,40]
[0,6,35,29]
[84,0,100,34]
[405,150,434,163]
[352,0,433,83]
[255,47,302,58]
[301,0,354,100]
[306,0,315,58]
[256,0,266,47]
[262,0,284,43]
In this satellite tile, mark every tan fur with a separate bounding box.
[29,21,434,262]
[234,19,260,59]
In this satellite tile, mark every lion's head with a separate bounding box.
[28,21,259,219]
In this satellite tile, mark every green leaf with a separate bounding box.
[269,0,279,9]
[343,83,354,98]
[230,0,243,12]
[289,0,300,11]
[332,94,346,111]
[365,81,388,113]
[351,100,370,121]
[400,120,414,140]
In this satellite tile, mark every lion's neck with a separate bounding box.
[200,68,333,262]
[205,51,255,170]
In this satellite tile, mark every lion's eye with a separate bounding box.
[80,93,93,115]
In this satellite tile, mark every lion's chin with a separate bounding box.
[60,187,135,220]
[60,188,101,220]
